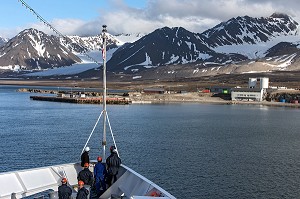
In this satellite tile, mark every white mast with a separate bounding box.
[102,25,107,160]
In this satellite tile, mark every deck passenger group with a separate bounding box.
[58,146,122,199]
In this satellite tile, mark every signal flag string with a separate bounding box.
[17,0,101,66]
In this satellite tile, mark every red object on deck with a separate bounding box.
[202,89,210,93]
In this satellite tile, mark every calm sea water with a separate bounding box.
[1,85,300,198]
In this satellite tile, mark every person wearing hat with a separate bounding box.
[77,163,94,186]
[106,146,121,187]
[94,156,107,196]
[81,147,90,167]
[76,180,89,199]
[58,177,72,199]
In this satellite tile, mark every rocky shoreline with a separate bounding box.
[128,91,300,108]
[15,88,300,108]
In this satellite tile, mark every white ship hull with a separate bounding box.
[0,162,175,199]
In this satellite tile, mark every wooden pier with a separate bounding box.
[30,96,131,105]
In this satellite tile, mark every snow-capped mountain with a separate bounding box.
[0,29,125,72]
[1,13,300,79]
[201,13,300,58]
[200,13,298,47]
[0,28,81,70]
[105,13,300,75]
[107,27,247,73]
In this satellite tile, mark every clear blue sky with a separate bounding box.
[0,0,146,28]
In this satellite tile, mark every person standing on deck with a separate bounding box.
[77,163,94,186]
[81,147,90,167]
[58,177,72,199]
[94,156,107,196]
[76,180,89,199]
[106,146,121,187]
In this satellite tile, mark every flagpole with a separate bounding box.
[102,25,107,161]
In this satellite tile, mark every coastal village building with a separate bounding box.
[231,88,264,101]
[231,77,269,101]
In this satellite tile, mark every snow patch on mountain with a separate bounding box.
[28,33,42,56]
[25,63,99,76]
[166,55,180,64]
[132,76,142,79]
[114,33,146,44]
[141,53,153,68]
[274,53,297,69]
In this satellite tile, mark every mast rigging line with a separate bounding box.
[106,111,120,157]
[80,111,104,157]
[17,0,101,66]
[80,110,120,160]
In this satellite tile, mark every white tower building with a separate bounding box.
[260,77,269,89]
[248,78,258,88]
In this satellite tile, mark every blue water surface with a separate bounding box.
[1,85,300,198]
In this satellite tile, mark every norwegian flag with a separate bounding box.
[102,48,106,60]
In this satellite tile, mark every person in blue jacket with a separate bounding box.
[94,156,107,196]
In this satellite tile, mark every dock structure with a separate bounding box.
[30,96,131,105]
